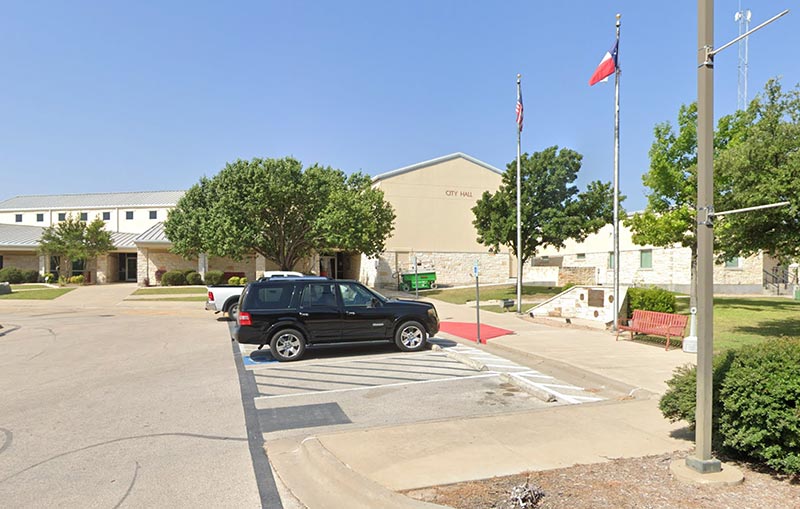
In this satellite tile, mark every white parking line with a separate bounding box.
[254,372,501,401]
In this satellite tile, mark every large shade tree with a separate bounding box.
[38,215,114,282]
[164,157,396,270]
[716,79,800,262]
[472,146,616,265]
[626,79,800,304]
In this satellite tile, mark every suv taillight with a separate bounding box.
[238,312,252,326]
[208,291,214,301]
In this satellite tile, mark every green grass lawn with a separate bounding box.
[635,296,800,352]
[0,288,75,300]
[132,287,207,295]
[423,284,563,305]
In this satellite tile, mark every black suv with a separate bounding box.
[235,278,440,361]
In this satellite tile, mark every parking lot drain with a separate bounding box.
[258,403,352,433]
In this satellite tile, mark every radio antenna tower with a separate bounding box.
[735,2,752,110]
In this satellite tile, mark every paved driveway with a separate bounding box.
[0,304,266,508]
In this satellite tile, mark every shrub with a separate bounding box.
[659,350,738,448]
[41,272,55,284]
[239,276,248,285]
[626,286,676,318]
[23,269,39,283]
[719,338,800,474]
[160,270,187,286]
[186,271,203,285]
[228,276,241,285]
[0,267,24,284]
[69,275,85,285]
[204,270,224,286]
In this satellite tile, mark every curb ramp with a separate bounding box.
[267,437,450,509]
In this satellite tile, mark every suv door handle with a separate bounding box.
[299,312,309,317]
[346,311,356,316]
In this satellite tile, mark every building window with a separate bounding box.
[80,212,88,221]
[102,211,110,221]
[608,252,615,269]
[640,250,653,269]
[15,214,22,222]
[576,253,586,260]
[36,213,44,222]
[725,257,741,269]
[149,210,157,220]
[0,255,3,269]
[126,211,134,220]
[58,212,66,221]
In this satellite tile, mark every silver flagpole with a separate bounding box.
[516,74,523,314]
[612,14,621,332]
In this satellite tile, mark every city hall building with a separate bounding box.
[0,152,786,294]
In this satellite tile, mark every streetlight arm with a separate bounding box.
[709,9,790,57]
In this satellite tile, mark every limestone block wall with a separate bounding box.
[96,255,110,284]
[528,285,627,324]
[0,252,39,271]
[523,266,559,286]
[369,251,510,289]
[558,266,597,286]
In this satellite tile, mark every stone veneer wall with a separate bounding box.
[555,246,766,294]
[558,266,597,286]
[0,252,39,272]
[365,251,510,289]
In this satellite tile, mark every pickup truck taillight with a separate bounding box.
[207,291,214,301]
[238,312,252,326]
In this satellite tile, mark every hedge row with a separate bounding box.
[660,337,800,474]
[160,269,206,286]
[626,286,677,317]
[0,267,42,284]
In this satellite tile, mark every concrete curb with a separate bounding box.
[266,437,450,509]
[431,343,487,371]
[499,372,557,403]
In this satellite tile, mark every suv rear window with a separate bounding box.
[247,284,297,309]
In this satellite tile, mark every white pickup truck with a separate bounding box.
[205,271,303,317]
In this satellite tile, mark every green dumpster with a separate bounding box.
[795,286,800,300]
[399,271,437,291]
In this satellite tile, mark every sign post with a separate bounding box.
[473,261,481,344]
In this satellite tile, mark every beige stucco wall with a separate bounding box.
[375,157,504,253]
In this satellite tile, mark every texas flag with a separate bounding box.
[589,40,619,86]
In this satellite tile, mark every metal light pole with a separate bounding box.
[689,1,789,474]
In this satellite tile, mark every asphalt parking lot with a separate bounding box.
[232,325,607,444]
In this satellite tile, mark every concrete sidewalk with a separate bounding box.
[267,296,699,508]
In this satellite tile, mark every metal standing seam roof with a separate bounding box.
[0,223,149,250]
[0,190,186,211]
[134,222,171,244]
[0,223,44,247]
[371,152,504,182]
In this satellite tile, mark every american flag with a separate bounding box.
[516,86,524,132]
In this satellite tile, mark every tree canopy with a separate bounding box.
[626,79,800,269]
[164,157,396,270]
[472,146,616,265]
[716,79,800,261]
[38,215,114,278]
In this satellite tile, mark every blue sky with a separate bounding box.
[1,1,797,211]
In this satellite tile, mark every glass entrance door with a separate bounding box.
[118,253,138,282]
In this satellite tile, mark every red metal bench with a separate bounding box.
[617,309,689,351]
